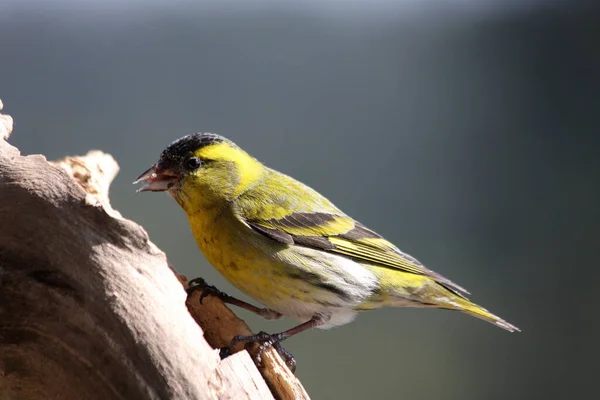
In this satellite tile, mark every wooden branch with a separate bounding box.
[0,100,309,400]
[183,280,310,400]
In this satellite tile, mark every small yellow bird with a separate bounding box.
[135,133,519,355]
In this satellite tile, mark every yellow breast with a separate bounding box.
[186,207,292,307]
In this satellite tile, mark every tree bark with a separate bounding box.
[0,101,309,400]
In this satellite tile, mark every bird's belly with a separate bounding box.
[194,228,298,305]
[190,216,378,325]
[201,243,348,322]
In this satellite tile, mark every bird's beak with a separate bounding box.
[134,164,179,192]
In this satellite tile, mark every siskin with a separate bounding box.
[135,133,519,357]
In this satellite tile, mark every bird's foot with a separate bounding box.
[187,277,228,304]
[221,331,296,372]
[187,278,282,320]
[273,343,297,372]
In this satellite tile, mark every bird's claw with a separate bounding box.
[274,344,297,372]
[187,277,229,304]
[186,277,207,295]
[224,331,296,373]
[199,284,228,305]
[219,346,232,359]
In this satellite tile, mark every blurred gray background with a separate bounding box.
[2,0,599,399]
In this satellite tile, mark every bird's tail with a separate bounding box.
[442,296,520,332]
[376,271,520,332]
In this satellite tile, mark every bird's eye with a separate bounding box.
[186,157,201,170]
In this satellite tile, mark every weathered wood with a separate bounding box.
[208,352,274,400]
[184,279,311,400]
[0,100,308,399]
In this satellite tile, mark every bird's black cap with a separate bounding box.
[159,133,234,163]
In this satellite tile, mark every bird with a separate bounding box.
[135,133,519,359]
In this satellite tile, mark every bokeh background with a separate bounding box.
[2,1,599,399]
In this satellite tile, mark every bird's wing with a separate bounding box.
[236,176,468,296]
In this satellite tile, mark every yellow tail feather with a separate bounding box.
[450,298,520,332]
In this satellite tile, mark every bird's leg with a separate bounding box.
[187,278,282,320]
[224,316,326,372]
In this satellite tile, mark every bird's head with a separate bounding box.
[135,133,264,212]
